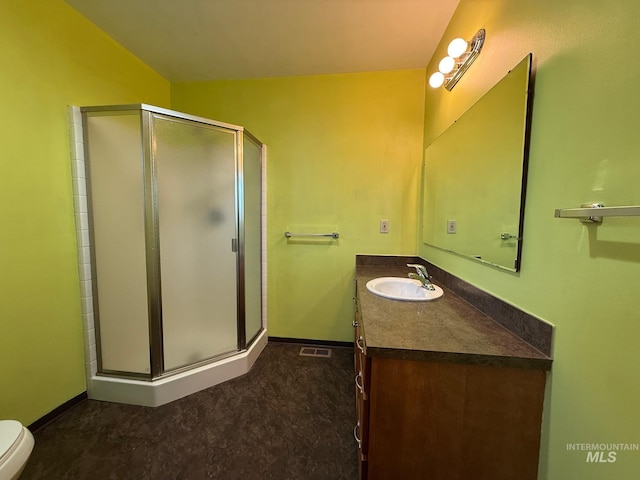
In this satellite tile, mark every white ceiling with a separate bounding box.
[64,0,459,82]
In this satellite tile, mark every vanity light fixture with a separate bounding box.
[429,28,486,91]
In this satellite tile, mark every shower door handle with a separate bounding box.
[231,238,238,252]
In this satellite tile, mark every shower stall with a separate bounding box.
[71,104,266,406]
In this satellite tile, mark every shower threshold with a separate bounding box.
[88,330,267,407]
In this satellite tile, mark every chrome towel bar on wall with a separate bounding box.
[284,231,340,239]
[554,203,640,224]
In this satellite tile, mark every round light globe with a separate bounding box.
[438,56,456,74]
[429,72,445,88]
[447,38,468,58]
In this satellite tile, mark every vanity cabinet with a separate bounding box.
[353,303,548,480]
[353,259,552,479]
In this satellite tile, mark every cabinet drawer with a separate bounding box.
[355,383,370,454]
[353,315,370,398]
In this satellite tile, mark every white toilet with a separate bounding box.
[0,421,34,480]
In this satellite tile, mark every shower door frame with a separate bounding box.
[82,104,264,381]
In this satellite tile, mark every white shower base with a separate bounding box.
[88,329,267,407]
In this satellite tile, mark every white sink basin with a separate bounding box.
[365,277,444,302]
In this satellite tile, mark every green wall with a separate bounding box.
[172,71,425,341]
[420,0,640,478]
[4,3,638,477]
[0,1,170,425]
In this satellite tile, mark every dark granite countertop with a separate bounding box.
[356,263,552,370]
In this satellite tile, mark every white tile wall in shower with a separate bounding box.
[68,106,98,378]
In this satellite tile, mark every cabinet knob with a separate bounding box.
[356,336,365,354]
[352,319,359,328]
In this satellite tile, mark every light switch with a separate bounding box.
[380,220,389,233]
[447,220,457,234]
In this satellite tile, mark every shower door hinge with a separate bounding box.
[231,238,238,252]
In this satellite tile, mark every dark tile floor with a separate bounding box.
[21,343,357,480]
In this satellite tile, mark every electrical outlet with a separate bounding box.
[447,220,457,234]
[380,219,389,233]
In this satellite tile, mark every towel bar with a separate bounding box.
[284,231,340,239]
[554,203,640,224]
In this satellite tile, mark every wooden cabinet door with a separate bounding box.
[367,357,546,480]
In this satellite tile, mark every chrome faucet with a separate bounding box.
[407,263,436,291]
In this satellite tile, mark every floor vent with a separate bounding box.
[299,347,332,358]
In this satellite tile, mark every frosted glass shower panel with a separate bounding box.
[85,112,151,374]
[153,114,239,371]
[243,136,263,344]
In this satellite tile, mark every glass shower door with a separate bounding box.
[152,114,239,371]
[242,135,263,345]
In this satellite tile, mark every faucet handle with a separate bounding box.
[407,263,428,277]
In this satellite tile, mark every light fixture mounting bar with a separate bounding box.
[445,28,486,91]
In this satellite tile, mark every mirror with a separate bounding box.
[422,54,532,272]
